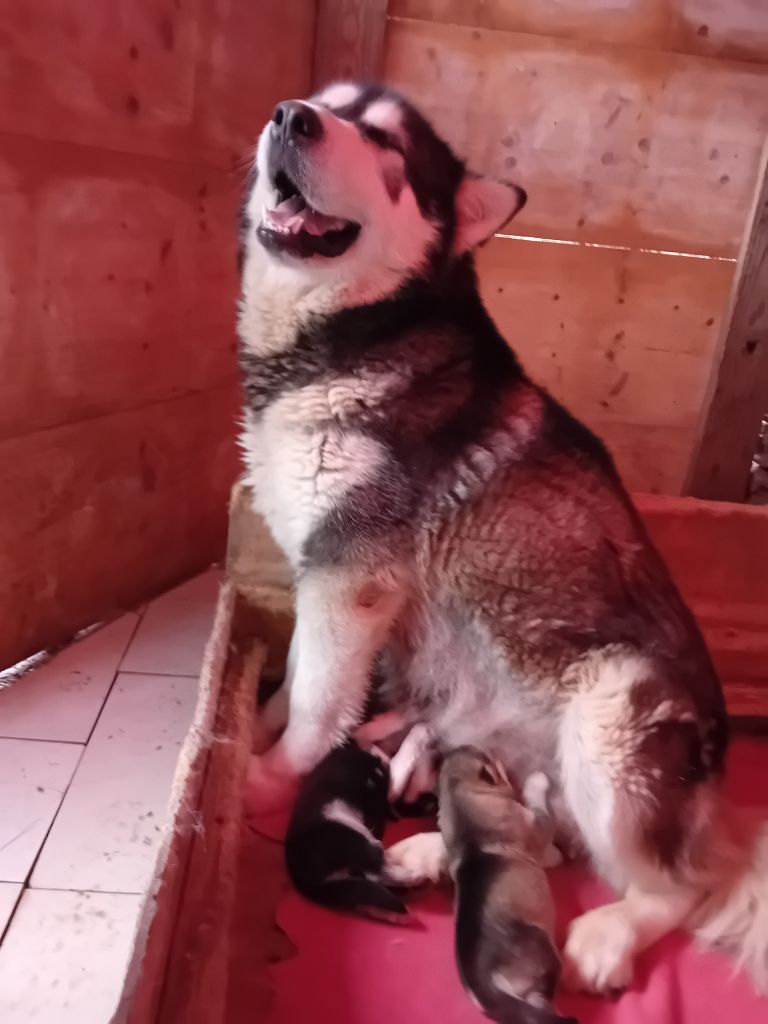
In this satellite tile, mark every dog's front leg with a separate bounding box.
[246,566,405,814]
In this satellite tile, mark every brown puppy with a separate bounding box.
[439,748,575,1024]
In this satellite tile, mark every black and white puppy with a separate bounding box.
[439,748,576,1024]
[285,739,408,920]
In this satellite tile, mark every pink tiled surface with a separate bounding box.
[0,569,220,1022]
[0,614,139,743]
[120,569,223,676]
[0,890,143,1023]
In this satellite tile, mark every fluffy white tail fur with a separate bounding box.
[695,819,768,994]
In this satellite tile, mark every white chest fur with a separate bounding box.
[241,390,386,567]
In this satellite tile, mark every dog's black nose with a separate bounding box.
[272,101,323,143]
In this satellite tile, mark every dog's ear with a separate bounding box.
[454,174,527,252]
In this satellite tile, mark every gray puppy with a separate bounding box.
[439,747,576,1024]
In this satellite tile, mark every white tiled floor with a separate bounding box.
[121,570,223,676]
[33,673,198,893]
[0,884,21,935]
[0,890,143,1023]
[0,615,139,744]
[0,739,82,882]
[0,568,221,1023]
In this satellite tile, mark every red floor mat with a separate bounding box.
[265,738,768,1023]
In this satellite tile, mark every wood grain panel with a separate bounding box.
[390,1,768,64]
[0,384,240,669]
[637,494,768,695]
[313,0,388,86]
[0,134,239,442]
[476,235,733,491]
[384,18,768,255]
[0,0,316,169]
[687,144,768,500]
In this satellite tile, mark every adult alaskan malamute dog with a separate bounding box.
[237,81,768,995]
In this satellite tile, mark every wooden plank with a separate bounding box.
[155,636,262,1024]
[312,0,388,87]
[0,133,239,442]
[476,235,734,493]
[390,1,768,64]
[0,0,316,169]
[0,384,240,670]
[383,17,768,255]
[637,495,768,703]
[112,583,237,1024]
[195,0,316,162]
[687,145,768,500]
[226,480,294,683]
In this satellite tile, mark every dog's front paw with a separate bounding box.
[383,831,448,888]
[563,903,636,995]
[244,752,299,818]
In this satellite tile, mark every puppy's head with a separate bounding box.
[241,81,526,297]
[441,746,515,795]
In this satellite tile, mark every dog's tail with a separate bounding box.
[694,817,768,992]
[299,875,409,922]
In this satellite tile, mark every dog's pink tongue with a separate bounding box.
[267,195,305,228]
[302,208,344,236]
[267,196,344,236]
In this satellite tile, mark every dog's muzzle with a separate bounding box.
[271,101,323,145]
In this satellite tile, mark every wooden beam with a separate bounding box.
[687,142,768,501]
[312,0,388,88]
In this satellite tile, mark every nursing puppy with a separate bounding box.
[238,80,768,994]
[285,740,407,920]
[439,748,574,1024]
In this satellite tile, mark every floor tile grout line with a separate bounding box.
[0,736,84,745]
[80,611,145,750]
[10,742,88,915]
[5,612,145,917]
[25,886,144,897]
[118,670,202,680]
[0,885,22,947]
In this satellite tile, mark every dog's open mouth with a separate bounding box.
[258,170,360,259]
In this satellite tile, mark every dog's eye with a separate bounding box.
[360,124,403,154]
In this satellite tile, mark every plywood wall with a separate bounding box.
[383,1,768,494]
[0,1,317,668]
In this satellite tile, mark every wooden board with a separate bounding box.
[390,1,768,64]
[0,0,316,170]
[477,235,734,492]
[638,494,768,701]
[312,0,388,86]
[0,133,239,442]
[0,1,317,667]
[383,17,768,255]
[154,634,263,1023]
[687,145,768,501]
[0,383,240,669]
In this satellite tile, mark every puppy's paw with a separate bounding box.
[383,831,447,888]
[244,752,298,818]
[563,903,636,995]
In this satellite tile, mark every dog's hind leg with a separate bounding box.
[557,647,722,995]
[246,566,406,813]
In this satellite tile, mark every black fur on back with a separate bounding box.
[285,742,407,918]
